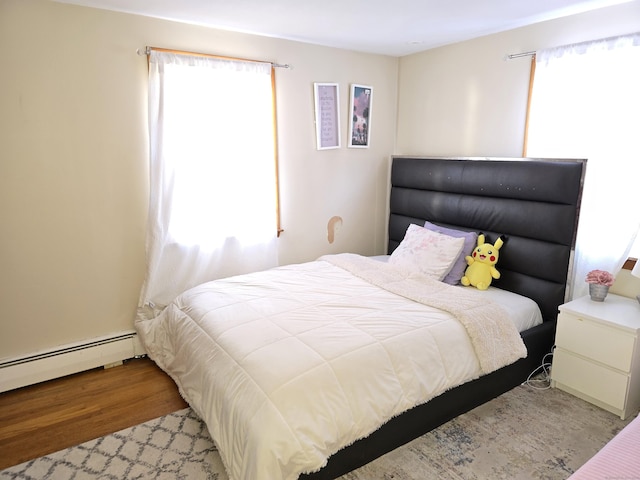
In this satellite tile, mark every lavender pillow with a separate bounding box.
[423,221,478,285]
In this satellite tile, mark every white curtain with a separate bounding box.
[526,33,640,299]
[138,51,279,315]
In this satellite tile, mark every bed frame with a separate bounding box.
[302,156,585,479]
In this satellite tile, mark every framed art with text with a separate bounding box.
[314,83,340,150]
[348,84,373,148]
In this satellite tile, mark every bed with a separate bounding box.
[136,156,585,480]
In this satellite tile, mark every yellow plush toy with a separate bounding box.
[461,234,504,290]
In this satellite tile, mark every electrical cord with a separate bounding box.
[525,348,554,390]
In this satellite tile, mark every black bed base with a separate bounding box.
[301,321,555,479]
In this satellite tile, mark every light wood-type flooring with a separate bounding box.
[0,357,187,470]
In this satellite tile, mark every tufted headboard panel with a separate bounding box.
[388,156,585,323]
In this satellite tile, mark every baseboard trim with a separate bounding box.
[0,332,146,393]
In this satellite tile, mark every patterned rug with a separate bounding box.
[1,382,634,480]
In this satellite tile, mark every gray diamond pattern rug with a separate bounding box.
[1,383,635,479]
[1,409,225,479]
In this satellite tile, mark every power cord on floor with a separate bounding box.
[524,347,554,390]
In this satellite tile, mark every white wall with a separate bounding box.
[0,0,398,361]
[396,1,640,157]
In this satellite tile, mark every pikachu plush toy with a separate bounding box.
[461,234,504,290]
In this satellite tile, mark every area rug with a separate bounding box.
[1,383,634,479]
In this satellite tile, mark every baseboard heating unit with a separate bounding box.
[0,332,146,393]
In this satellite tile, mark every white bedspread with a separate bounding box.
[136,254,527,480]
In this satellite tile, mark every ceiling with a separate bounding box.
[54,0,632,56]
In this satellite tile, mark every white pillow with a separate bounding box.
[389,224,465,280]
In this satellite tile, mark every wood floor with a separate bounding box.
[0,357,187,470]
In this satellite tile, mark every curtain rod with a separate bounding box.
[136,46,291,69]
[507,31,640,60]
[506,50,536,60]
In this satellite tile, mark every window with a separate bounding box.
[138,50,280,311]
[526,33,640,297]
[628,235,640,260]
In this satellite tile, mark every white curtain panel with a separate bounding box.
[527,33,640,299]
[138,51,279,314]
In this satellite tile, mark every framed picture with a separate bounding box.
[313,83,340,150]
[348,84,373,148]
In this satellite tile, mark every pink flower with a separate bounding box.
[585,269,615,286]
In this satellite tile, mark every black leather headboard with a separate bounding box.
[388,156,585,323]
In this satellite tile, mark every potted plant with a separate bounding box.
[585,269,615,302]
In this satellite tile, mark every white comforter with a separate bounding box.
[136,254,527,480]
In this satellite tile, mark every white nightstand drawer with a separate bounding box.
[552,348,628,410]
[556,312,635,372]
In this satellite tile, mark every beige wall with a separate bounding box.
[611,268,640,299]
[3,0,639,364]
[396,1,640,157]
[0,0,398,360]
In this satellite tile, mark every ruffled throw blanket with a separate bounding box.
[321,253,527,374]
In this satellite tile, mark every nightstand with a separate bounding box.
[551,293,640,419]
